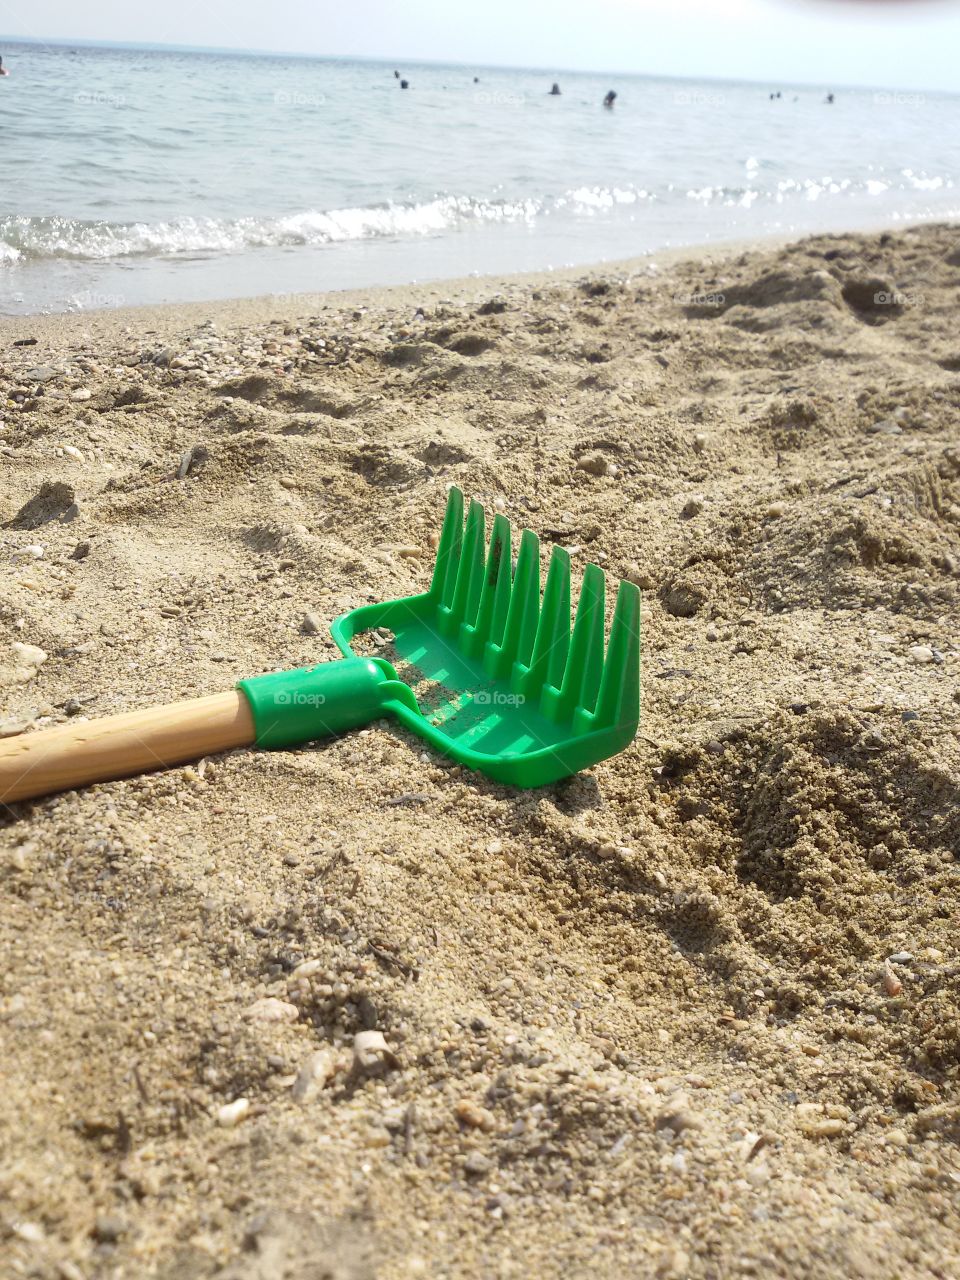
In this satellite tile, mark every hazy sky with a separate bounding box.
[2,0,959,92]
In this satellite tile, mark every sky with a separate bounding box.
[2,0,959,92]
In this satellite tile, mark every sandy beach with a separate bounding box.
[1,222,958,1279]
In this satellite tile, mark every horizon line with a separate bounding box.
[0,33,952,98]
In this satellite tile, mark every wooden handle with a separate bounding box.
[0,690,255,804]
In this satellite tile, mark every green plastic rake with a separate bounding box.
[0,487,641,802]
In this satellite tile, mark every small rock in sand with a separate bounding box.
[13,1220,45,1243]
[291,1048,335,1103]
[455,1099,496,1131]
[8,642,47,683]
[353,1029,397,1071]
[244,997,299,1023]
[217,1098,250,1127]
[655,1093,701,1135]
[576,451,609,476]
[909,645,935,664]
[92,1215,126,1243]
[882,961,903,997]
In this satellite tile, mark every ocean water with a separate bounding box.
[1,41,959,315]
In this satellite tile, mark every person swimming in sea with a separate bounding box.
[549,82,561,96]
[603,89,616,108]
[0,56,9,77]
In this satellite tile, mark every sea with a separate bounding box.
[1,41,959,315]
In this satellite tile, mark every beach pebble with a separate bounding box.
[13,1220,45,1243]
[765,501,786,518]
[62,445,84,461]
[692,433,707,453]
[353,1029,395,1071]
[681,495,705,518]
[486,839,503,855]
[888,951,914,964]
[882,962,903,997]
[626,568,655,590]
[217,1098,250,1127]
[177,443,208,479]
[463,1151,493,1176]
[92,1215,126,1244]
[455,1099,496,1131]
[655,1093,700,1135]
[656,1246,691,1278]
[71,388,92,402]
[909,645,935,664]
[9,642,47,683]
[795,1103,848,1138]
[868,419,902,436]
[291,1048,335,1103]
[576,451,609,476]
[0,719,31,738]
[244,996,299,1023]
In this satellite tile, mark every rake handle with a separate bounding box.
[0,657,398,805]
[0,691,255,804]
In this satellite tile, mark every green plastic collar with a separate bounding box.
[237,657,396,749]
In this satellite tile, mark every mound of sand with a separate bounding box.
[1,223,958,1279]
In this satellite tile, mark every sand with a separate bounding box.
[1,222,958,1280]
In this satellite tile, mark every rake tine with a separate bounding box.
[472,513,512,655]
[430,486,464,608]
[594,579,641,729]
[494,527,540,681]
[525,545,571,699]
[449,499,485,628]
[558,562,606,718]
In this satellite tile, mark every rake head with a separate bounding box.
[330,486,641,787]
